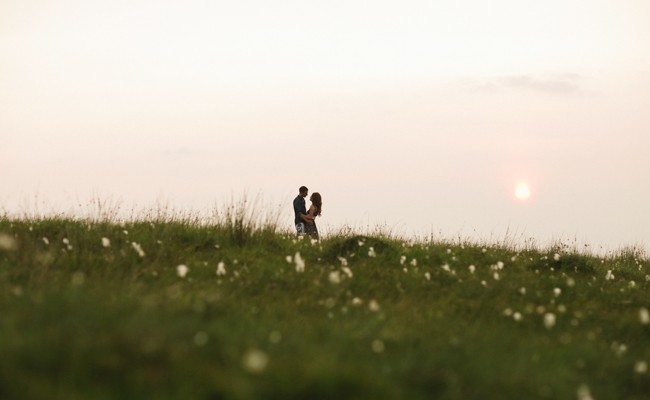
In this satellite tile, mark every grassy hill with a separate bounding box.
[0,215,648,399]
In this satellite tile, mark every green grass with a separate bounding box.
[0,216,649,399]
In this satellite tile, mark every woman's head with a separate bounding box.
[310,192,322,216]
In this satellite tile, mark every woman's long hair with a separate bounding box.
[310,192,322,216]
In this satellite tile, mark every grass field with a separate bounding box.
[1,212,649,399]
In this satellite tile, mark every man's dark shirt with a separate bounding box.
[293,195,306,225]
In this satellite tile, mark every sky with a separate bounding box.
[2,0,649,253]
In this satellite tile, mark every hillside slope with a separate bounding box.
[1,218,648,399]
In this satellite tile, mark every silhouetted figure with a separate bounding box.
[304,192,322,240]
[293,186,309,235]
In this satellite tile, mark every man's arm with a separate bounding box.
[301,205,315,223]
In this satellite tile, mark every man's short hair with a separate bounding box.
[299,186,308,193]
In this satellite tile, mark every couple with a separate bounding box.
[293,186,322,239]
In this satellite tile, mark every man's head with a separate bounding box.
[299,186,308,197]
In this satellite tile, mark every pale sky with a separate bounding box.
[2,0,649,253]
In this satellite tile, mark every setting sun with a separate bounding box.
[514,183,531,200]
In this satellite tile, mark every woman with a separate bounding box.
[301,192,322,239]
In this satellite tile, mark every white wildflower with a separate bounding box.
[338,256,348,266]
[294,252,305,273]
[519,287,527,295]
[410,258,417,267]
[101,237,111,248]
[639,308,650,325]
[285,255,292,264]
[60,237,73,250]
[342,267,353,278]
[123,230,128,235]
[554,253,561,261]
[369,300,381,312]
[612,343,627,356]
[441,264,450,272]
[493,272,500,280]
[242,349,269,373]
[503,308,513,316]
[358,240,365,247]
[216,262,227,276]
[328,271,341,284]
[566,277,575,287]
[553,288,562,297]
[310,238,318,246]
[130,242,145,257]
[634,361,648,374]
[629,280,636,288]
[424,272,431,281]
[489,262,504,271]
[481,280,487,286]
[42,237,50,246]
[605,270,615,280]
[368,247,376,257]
[176,264,189,278]
[577,384,594,400]
[468,265,476,274]
[543,313,556,329]
[371,339,385,353]
[513,312,522,322]
[0,234,17,251]
[351,297,363,306]
[400,255,407,265]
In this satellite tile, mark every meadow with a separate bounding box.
[0,207,649,399]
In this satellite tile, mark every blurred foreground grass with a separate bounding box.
[0,216,649,399]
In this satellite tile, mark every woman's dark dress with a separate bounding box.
[305,206,319,239]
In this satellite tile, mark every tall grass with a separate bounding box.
[209,196,285,247]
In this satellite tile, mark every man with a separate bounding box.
[293,186,309,234]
